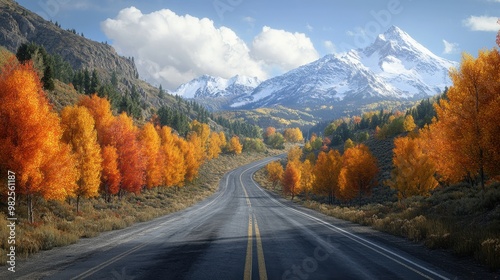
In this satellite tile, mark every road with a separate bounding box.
[4,156,484,279]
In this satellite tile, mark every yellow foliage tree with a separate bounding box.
[283,127,304,143]
[300,159,315,199]
[387,137,438,200]
[403,115,417,132]
[207,131,223,160]
[61,105,103,212]
[159,126,186,187]
[287,146,303,163]
[266,161,284,189]
[228,135,243,155]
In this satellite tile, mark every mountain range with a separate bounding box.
[174,26,456,120]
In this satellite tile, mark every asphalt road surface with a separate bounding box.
[3,156,494,279]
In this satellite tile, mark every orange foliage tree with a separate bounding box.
[282,161,301,200]
[313,150,342,203]
[61,105,103,212]
[139,122,162,189]
[387,137,438,200]
[429,49,500,188]
[339,145,378,202]
[108,113,145,194]
[101,145,121,201]
[0,62,77,222]
[78,94,114,145]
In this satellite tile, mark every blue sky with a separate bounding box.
[17,0,500,90]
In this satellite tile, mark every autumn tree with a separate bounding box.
[283,127,304,143]
[344,138,355,151]
[313,150,342,203]
[190,120,210,156]
[264,126,276,139]
[338,145,378,203]
[403,115,417,132]
[101,145,121,202]
[0,62,77,222]
[61,105,103,212]
[300,160,315,200]
[287,146,303,163]
[266,161,284,188]
[139,122,162,189]
[159,126,186,187]
[266,161,284,189]
[207,131,223,160]
[429,49,500,188]
[228,135,243,155]
[179,132,205,182]
[387,137,438,200]
[78,94,115,145]
[282,161,301,200]
[108,113,145,194]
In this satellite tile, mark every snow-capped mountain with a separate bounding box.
[174,26,456,119]
[173,74,261,99]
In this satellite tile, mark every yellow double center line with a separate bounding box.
[244,214,267,280]
[242,181,267,280]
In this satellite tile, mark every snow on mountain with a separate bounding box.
[173,26,457,116]
[173,74,261,99]
[230,26,457,109]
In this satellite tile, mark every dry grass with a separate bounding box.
[255,168,500,271]
[0,150,282,264]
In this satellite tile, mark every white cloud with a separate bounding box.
[463,16,499,31]
[102,8,320,90]
[101,7,266,90]
[306,23,314,32]
[442,39,459,54]
[251,26,319,72]
[324,40,336,53]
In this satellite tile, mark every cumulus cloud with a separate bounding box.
[102,7,267,90]
[251,26,319,72]
[442,39,459,54]
[463,16,499,31]
[102,8,320,90]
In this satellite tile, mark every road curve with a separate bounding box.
[3,156,479,279]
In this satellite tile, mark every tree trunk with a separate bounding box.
[27,194,34,224]
[76,195,80,213]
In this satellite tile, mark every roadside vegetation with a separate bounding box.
[0,46,288,264]
[0,149,283,264]
[256,49,500,270]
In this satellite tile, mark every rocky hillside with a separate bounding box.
[0,0,137,83]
